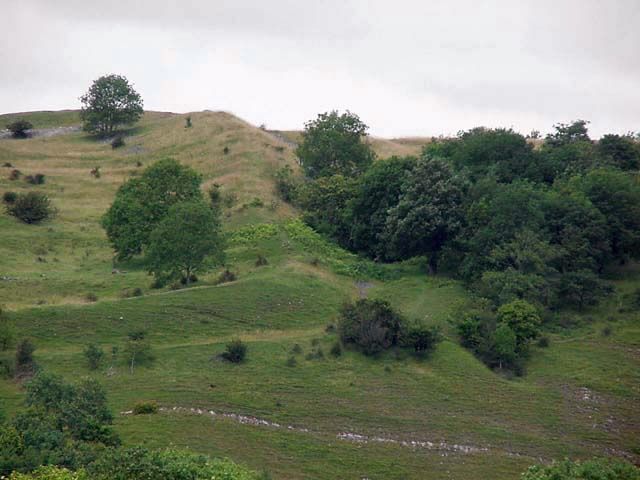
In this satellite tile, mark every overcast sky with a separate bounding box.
[1,0,638,137]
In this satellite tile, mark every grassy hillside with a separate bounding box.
[0,111,638,479]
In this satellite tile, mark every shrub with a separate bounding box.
[291,343,303,354]
[537,336,550,348]
[208,183,222,207]
[90,166,101,178]
[121,287,143,298]
[7,119,33,138]
[217,268,237,284]
[6,191,56,224]
[85,292,98,302]
[601,325,613,337]
[111,135,125,149]
[255,254,268,266]
[132,400,159,414]
[223,146,230,155]
[180,273,198,285]
[222,191,237,208]
[9,169,22,180]
[221,339,246,363]
[84,343,104,370]
[15,338,35,374]
[274,165,298,202]
[185,116,192,128]
[2,162,13,167]
[400,322,442,356]
[330,341,342,357]
[521,458,640,480]
[25,173,45,185]
[0,317,13,351]
[3,191,17,204]
[249,197,264,207]
[338,299,403,355]
[285,356,297,367]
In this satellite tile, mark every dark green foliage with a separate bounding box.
[296,110,375,178]
[496,300,541,348]
[80,74,143,135]
[329,341,342,357]
[146,200,224,284]
[598,134,640,171]
[223,146,230,155]
[255,254,268,266]
[2,191,17,204]
[537,336,550,348]
[88,447,256,480]
[6,120,33,138]
[217,268,237,284]
[111,135,125,149]
[83,344,104,371]
[207,183,222,208]
[221,339,246,363]
[545,120,591,147]
[297,174,358,245]
[6,192,56,224]
[274,165,298,202]
[399,322,442,355]
[185,116,192,128]
[383,156,466,271]
[559,270,613,309]
[521,458,640,480]
[132,401,158,415]
[348,156,416,258]
[338,299,403,355]
[25,174,45,185]
[102,158,203,259]
[15,339,36,373]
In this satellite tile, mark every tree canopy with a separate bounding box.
[80,74,143,135]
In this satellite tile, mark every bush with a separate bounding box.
[15,338,36,376]
[521,458,640,480]
[601,325,613,337]
[338,299,403,355]
[180,273,198,285]
[9,169,22,180]
[85,292,98,302]
[111,135,125,149]
[2,162,13,167]
[3,191,17,204]
[330,341,342,357]
[274,165,298,202]
[6,191,56,224]
[132,400,159,415]
[255,254,268,266]
[291,343,303,354]
[217,268,237,284]
[0,317,13,351]
[185,116,192,128]
[285,356,297,367]
[25,173,45,185]
[221,339,246,363]
[84,343,104,370]
[90,166,101,178]
[249,197,264,207]
[7,119,33,138]
[223,146,230,155]
[400,322,442,356]
[537,336,550,348]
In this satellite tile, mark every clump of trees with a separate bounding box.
[80,74,143,136]
[338,299,441,357]
[285,114,640,373]
[102,158,224,285]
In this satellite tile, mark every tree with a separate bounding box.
[545,120,591,147]
[496,300,541,349]
[348,156,416,258]
[146,201,224,284]
[124,331,153,374]
[559,270,613,310]
[6,192,56,224]
[598,134,640,171]
[6,120,33,139]
[80,74,143,135]
[15,339,35,373]
[83,344,104,371]
[493,324,517,369]
[573,168,640,262]
[296,110,375,178]
[102,159,203,259]
[296,174,358,246]
[383,156,466,271]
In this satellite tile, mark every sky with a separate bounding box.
[1,0,639,138]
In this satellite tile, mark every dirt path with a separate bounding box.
[121,405,532,459]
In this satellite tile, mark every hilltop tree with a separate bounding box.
[102,159,203,259]
[80,74,143,136]
[296,110,375,178]
[6,120,33,139]
[598,134,640,171]
[146,201,224,284]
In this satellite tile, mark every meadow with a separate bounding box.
[0,111,638,479]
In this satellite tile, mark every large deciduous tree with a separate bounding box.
[296,110,375,178]
[146,201,224,284]
[80,74,143,135]
[102,158,203,259]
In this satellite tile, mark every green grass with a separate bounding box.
[1,111,639,479]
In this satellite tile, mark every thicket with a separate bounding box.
[292,116,640,372]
